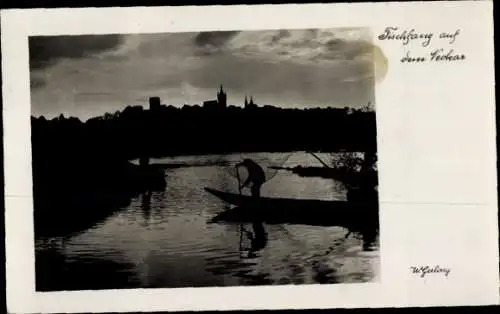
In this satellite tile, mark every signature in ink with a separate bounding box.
[410,265,451,278]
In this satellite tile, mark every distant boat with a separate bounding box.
[204,187,378,228]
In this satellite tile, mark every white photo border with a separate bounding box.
[3,2,498,313]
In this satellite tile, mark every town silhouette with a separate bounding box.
[32,85,376,158]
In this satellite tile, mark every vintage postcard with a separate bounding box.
[2,2,498,313]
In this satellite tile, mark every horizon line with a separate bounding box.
[31,101,375,122]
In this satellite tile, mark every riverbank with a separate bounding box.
[31,102,377,160]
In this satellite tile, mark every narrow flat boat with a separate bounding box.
[204,187,378,228]
[204,187,348,209]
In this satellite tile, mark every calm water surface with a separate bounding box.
[36,152,379,290]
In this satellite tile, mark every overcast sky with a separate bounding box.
[30,28,375,120]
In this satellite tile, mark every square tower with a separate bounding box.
[149,97,161,110]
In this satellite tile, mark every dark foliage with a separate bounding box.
[32,103,377,159]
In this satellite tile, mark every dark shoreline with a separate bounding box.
[33,161,166,239]
[31,103,377,161]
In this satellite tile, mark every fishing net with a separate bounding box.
[210,152,295,194]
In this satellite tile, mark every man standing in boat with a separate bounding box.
[235,158,266,198]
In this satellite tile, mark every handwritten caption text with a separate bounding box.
[377,27,466,63]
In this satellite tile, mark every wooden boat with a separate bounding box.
[204,187,348,210]
[204,187,378,228]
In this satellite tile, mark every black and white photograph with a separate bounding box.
[31,28,380,291]
[3,2,499,313]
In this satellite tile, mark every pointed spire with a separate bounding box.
[244,95,248,106]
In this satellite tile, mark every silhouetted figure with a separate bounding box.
[243,221,268,258]
[235,159,266,198]
[359,151,377,191]
[345,151,379,251]
[347,151,377,202]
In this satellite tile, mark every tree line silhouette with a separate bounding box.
[32,103,377,159]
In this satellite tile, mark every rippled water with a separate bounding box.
[35,152,379,291]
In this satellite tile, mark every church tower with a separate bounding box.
[245,95,256,108]
[217,84,227,108]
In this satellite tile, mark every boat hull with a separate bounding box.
[204,187,378,228]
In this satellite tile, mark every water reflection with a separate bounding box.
[141,191,152,227]
[240,221,268,259]
[204,221,273,286]
[35,238,139,291]
[35,152,379,291]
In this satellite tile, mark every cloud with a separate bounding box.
[319,38,374,61]
[193,31,240,56]
[30,74,47,89]
[226,28,373,65]
[194,31,240,47]
[29,35,124,70]
[270,30,291,43]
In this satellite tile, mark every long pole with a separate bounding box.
[235,165,244,255]
[307,151,331,168]
[235,166,242,195]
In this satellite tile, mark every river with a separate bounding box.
[35,152,379,291]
